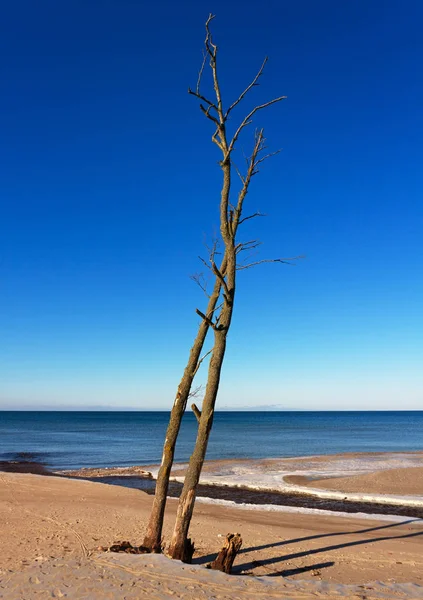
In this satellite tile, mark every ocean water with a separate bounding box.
[0,411,422,471]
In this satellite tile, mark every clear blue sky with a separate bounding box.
[1,0,422,410]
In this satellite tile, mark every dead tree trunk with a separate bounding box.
[168,14,291,561]
[143,258,227,552]
[209,533,243,574]
[168,292,234,560]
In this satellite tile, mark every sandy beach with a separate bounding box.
[1,459,423,599]
[286,466,423,496]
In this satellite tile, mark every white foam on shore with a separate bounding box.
[148,462,188,479]
[169,452,423,508]
[179,475,423,507]
[195,495,423,523]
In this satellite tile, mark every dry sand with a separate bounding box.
[286,466,423,496]
[1,471,423,598]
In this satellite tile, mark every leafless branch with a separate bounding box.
[199,103,220,127]
[188,385,204,399]
[238,211,266,225]
[188,49,217,113]
[198,255,212,271]
[204,14,225,128]
[196,51,207,95]
[237,255,304,270]
[199,238,224,273]
[210,260,229,296]
[211,129,224,151]
[188,89,216,110]
[212,301,224,317]
[225,57,268,119]
[235,239,262,267]
[253,149,281,172]
[226,97,287,159]
[188,13,228,154]
[208,237,221,260]
[228,131,265,233]
[205,14,217,59]
[236,240,262,254]
[233,163,245,184]
[190,272,210,298]
[193,349,213,378]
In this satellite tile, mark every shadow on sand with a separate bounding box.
[194,518,423,576]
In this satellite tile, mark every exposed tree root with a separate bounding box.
[98,540,151,554]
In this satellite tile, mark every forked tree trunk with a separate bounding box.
[167,339,227,560]
[143,259,227,552]
[169,251,236,561]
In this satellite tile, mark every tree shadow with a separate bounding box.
[194,518,423,570]
[236,560,335,577]
[235,525,423,573]
[239,518,422,555]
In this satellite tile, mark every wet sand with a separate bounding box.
[68,476,423,519]
[0,460,52,476]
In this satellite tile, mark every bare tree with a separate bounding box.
[167,15,297,561]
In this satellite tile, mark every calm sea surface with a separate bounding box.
[0,411,421,470]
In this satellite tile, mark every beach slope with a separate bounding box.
[1,471,423,598]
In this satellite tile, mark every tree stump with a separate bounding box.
[208,533,242,574]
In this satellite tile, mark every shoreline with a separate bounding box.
[2,450,423,520]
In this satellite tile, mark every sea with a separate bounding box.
[0,410,422,471]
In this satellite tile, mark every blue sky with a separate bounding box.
[1,0,422,410]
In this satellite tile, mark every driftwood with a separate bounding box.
[208,533,242,574]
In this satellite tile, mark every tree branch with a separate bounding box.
[236,239,262,253]
[188,385,203,399]
[237,255,304,270]
[253,149,281,173]
[210,260,229,297]
[230,130,265,233]
[204,14,224,126]
[198,255,212,271]
[191,403,202,423]
[196,308,217,330]
[187,47,217,113]
[196,51,207,95]
[190,272,210,298]
[238,211,266,225]
[199,103,220,127]
[233,163,245,185]
[204,14,217,59]
[188,89,217,111]
[226,97,287,159]
[192,349,213,378]
[225,57,268,119]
